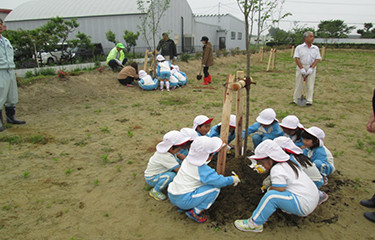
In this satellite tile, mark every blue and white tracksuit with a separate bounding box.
[168,161,233,214]
[174,71,187,86]
[144,151,180,192]
[156,61,171,79]
[287,134,304,148]
[303,146,335,177]
[251,162,319,225]
[207,124,236,144]
[243,122,283,148]
[138,76,158,90]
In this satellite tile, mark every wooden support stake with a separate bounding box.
[217,74,235,175]
[321,46,326,61]
[291,46,295,57]
[266,48,274,72]
[235,71,244,158]
[143,49,149,71]
[271,48,277,70]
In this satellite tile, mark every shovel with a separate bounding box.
[297,75,307,106]
[196,65,202,80]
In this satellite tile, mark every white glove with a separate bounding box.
[202,64,206,67]
[115,59,122,65]
[306,67,314,75]
[300,68,307,75]
[232,176,241,186]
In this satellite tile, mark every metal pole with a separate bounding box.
[181,17,184,53]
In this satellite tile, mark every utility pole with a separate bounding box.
[256,0,261,48]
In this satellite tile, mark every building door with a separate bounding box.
[219,37,226,50]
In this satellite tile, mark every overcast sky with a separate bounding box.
[1,0,375,35]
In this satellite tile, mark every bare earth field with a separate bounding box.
[1,49,375,240]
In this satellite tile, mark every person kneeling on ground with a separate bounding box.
[118,62,138,87]
[234,139,319,233]
[144,130,191,201]
[106,43,127,71]
[138,70,158,90]
[168,136,240,223]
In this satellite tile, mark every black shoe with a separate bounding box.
[306,103,312,106]
[360,195,375,208]
[5,107,26,125]
[364,212,375,223]
[289,101,297,105]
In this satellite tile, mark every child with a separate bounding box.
[172,65,188,86]
[176,128,199,163]
[168,67,180,90]
[234,140,319,232]
[301,127,335,183]
[243,108,283,148]
[279,115,305,147]
[207,114,236,144]
[193,115,214,136]
[144,130,190,201]
[156,54,171,91]
[168,136,240,223]
[138,70,158,90]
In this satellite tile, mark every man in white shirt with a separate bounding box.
[291,31,321,106]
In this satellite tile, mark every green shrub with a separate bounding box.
[25,71,34,78]
[180,53,191,63]
[40,68,56,76]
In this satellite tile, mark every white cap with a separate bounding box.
[249,139,290,162]
[279,115,304,130]
[305,127,325,147]
[218,114,236,128]
[180,128,199,141]
[256,108,278,125]
[156,130,191,153]
[192,115,214,130]
[186,136,223,166]
[156,55,165,61]
[139,70,147,79]
[273,136,303,155]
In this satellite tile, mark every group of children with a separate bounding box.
[144,108,335,232]
[153,55,188,91]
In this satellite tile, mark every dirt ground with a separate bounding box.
[1,50,375,240]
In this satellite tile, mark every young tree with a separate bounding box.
[316,20,355,39]
[106,30,117,46]
[357,23,375,38]
[123,30,140,53]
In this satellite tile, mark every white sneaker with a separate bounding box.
[234,218,263,232]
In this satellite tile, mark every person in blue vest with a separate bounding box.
[279,115,305,148]
[0,19,26,132]
[243,108,283,149]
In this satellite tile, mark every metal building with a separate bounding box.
[4,0,245,54]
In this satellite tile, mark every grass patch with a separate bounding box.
[158,96,189,106]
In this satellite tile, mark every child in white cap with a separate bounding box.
[243,108,283,148]
[301,127,335,184]
[176,128,199,163]
[279,115,305,148]
[168,67,180,90]
[207,114,237,144]
[274,136,328,205]
[144,130,191,201]
[172,65,187,86]
[138,70,158,90]
[156,54,172,91]
[168,136,240,223]
[193,115,214,136]
[234,139,319,233]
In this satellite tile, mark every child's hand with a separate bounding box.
[232,176,241,186]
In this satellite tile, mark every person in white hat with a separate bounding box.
[234,139,319,233]
[168,66,180,90]
[156,54,172,91]
[144,130,191,201]
[168,136,240,223]
[279,115,305,147]
[138,70,158,90]
[207,114,237,144]
[273,136,328,205]
[193,115,214,136]
[176,128,199,163]
[171,65,187,86]
[243,108,283,149]
[301,127,335,182]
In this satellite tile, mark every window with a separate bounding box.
[231,32,236,40]
[238,32,242,40]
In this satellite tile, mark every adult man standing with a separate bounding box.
[106,43,127,71]
[291,31,321,106]
[156,33,177,61]
[0,19,26,132]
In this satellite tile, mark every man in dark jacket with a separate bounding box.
[157,33,177,61]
